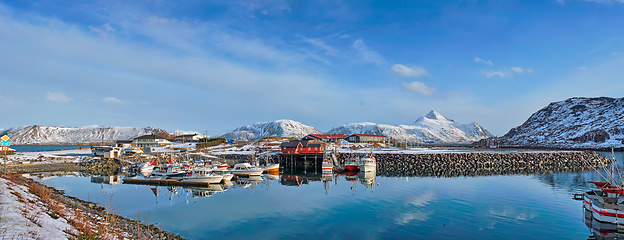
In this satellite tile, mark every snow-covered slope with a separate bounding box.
[0,125,169,144]
[222,119,322,142]
[499,97,624,149]
[327,110,494,144]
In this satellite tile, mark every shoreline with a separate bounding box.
[0,172,186,239]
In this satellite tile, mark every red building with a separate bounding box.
[302,134,349,143]
[280,140,325,154]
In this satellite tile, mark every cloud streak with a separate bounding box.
[402,81,435,96]
[392,64,430,77]
[45,92,72,103]
[474,57,493,65]
[352,38,385,65]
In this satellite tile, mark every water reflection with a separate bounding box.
[584,209,624,240]
[90,175,121,185]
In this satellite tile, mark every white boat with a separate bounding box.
[183,168,224,183]
[231,163,264,176]
[358,157,376,172]
[322,158,333,175]
[209,167,234,181]
[139,161,155,173]
[150,165,188,178]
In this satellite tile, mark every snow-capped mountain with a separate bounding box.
[0,125,169,144]
[499,97,624,149]
[327,110,494,144]
[222,119,322,142]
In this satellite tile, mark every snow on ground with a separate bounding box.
[0,177,76,239]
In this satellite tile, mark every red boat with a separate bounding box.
[345,158,360,171]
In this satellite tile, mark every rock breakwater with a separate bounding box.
[340,151,611,177]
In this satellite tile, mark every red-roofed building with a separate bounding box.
[280,140,326,154]
[346,134,388,143]
[302,134,349,143]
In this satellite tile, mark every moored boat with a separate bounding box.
[263,163,280,174]
[345,159,360,171]
[583,181,624,224]
[151,165,188,178]
[231,163,264,176]
[183,167,224,183]
[358,157,376,172]
[322,158,333,175]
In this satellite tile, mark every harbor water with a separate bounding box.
[36,152,623,239]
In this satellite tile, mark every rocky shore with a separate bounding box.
[2,173,185,240]
[339,151,611,177]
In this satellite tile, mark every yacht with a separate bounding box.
[183,167,224,183]
[231,163,264,176]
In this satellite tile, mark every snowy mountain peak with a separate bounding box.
[422,110,454,122]
[0,125,170,144]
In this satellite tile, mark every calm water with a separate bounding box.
[38,152,624,240]
[12,144,82,152]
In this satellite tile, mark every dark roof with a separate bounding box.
[116,140,133,143]
[175,133,199,138]
[280,140,325,148]
[135,134,166,140]
[349,134,387,138]
[306,134,349,139]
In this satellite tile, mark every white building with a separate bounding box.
[133,134,171,149]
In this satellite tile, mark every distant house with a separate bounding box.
[346,134,388,143]
[174,133,203,142]
[280,140,325,154]
[133,134,171,149]
[302,134,349,143]
[115,140,133,148]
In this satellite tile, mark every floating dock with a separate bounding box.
[123,178,233,187]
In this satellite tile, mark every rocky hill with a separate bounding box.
[0,125,169,144]
[222,119,322,142]
[498,97,624,149]
[327,110,494,144]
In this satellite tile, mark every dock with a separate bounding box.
[123,178,222,187]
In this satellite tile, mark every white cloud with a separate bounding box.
[402,81,435,96]
[352,38,385,65]
[510,67,534,74]
[103,97,126,104]
[391,64,430,77]
[486,71,508,78]
[557,0,565,5]
[45,92,72,103]
[474,57,493,65]
[579,66,587,70]
[89,23,116,39]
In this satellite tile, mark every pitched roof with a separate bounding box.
[280,140,325,148]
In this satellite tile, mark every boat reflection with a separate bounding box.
[584,209,624,240]
[90,175,121,185]
[184,185,227,198]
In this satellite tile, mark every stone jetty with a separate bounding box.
[339,151,611,177]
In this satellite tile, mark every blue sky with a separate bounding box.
[1,0,624,136]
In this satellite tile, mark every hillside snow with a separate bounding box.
[327,110,493,144]
[222,119,322,142]
[0,125,168,144]
[499,97,624,149]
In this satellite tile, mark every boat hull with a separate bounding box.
[263,163,280,174]
[182,175,223,184]
[232,170,264,176]
[345,165,359,171]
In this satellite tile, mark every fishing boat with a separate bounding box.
[182,167,224,183]
[208,160,229,169]
[358,157,376,172]
[231,163,264,176]
[139,161,156,173]
[582,148,624,226]
[150,165,188,178]
[263,163,280,175]
[322,158,333,175]
[345,158,360,171]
